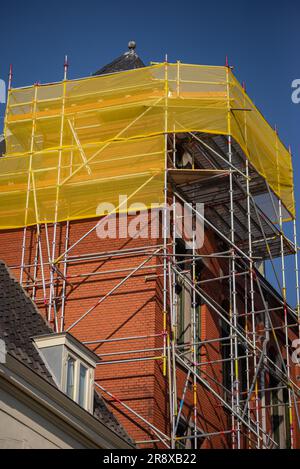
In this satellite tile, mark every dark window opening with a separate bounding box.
[175,142,193,169]
[175,417,205,449]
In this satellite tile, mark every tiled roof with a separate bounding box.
[0,261,54,381]
[0,260,133,445]
[93,42,145,76]
[93,391,132,442]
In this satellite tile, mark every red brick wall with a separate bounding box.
[0,216,299,448]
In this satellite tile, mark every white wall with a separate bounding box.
[0,387,86,449]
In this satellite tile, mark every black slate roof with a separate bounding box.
[0,260,133,445]
[0,261,54,381]
[93,41,145,76]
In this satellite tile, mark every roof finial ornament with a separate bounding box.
[128,40,136,52]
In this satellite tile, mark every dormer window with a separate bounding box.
[33,332,98,413]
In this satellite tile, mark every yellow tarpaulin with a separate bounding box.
[1,63,294,229]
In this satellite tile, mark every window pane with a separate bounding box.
[78,364,88,407]
[66,356,75,399]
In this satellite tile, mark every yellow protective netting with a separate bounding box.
[1,63,294,229]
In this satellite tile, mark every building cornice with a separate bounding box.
[0,353,134,449]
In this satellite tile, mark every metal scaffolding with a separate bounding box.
[3,59,300,449]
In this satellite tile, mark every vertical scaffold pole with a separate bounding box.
[244,271,251,444]
[226,63,240,448]
[168,260,175,448]
[192,206,198,448]
[276,129,294,449]
[242,77,260,446]
[38,224,47,304]
[21,83,38,286]
[60,110,75,331]
[32,226,40,301]
[171,129,178,448]
[242,81,253,446]
[49,55,68,329]
[245,159,260,448]
[229,264,235,446]
[172,62,181,435]
[279,197,294,448]
[60,220,70,332]
[163,57,168,380]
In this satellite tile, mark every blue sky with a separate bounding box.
[0,0,299,303]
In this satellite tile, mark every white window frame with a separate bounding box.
[64,351,94,412]
[78,362,89,408]
[66,353,76,400]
